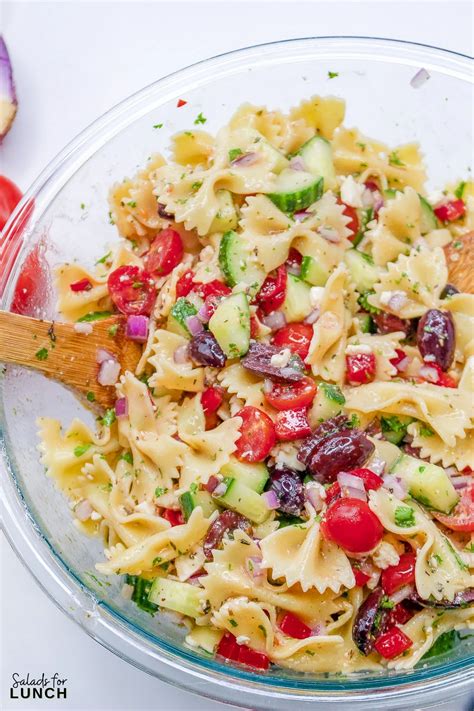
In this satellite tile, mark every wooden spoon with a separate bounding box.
[0,313,142,409]
[0,231,472,411]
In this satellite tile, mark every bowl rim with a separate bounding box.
[1,36,473,709]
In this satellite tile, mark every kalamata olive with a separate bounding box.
[307,429,375,482]
[352,587,387,655]
[189,331,226,368]
[242,342,304,382]
[203,510,251,560]
[297,414,349,466]
[268,467,305,515]
[157,202,174,219]
[372,312,412,336]
[417,309,456,371]
[408,588,474,609]
[440,283,460,299]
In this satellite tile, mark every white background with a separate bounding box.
[1,1,473,710]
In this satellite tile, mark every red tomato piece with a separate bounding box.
[216,632,241,662]
[349,468,384,491]
[325,481,341,505]
[162,508,185,526]
[387,602,414,627]
[274,407,311,441]
[381,552,416,596]
[201,386,224,414]
[346,352,377,385]
[279,612,312,639]
[352,567,371,587]
[204,411,219,431]
[196,279,232,300]
[285,248,302,272]
[337,197,359,240]
[237,645,270,670]
[250,316,260,339]
[177,99,187,108]
[322,498,384,554]
[108,265,156,316]
[272,323,313,360]
[390,348,408,371]
[374,627,413,659]
[0,175,22,231]
[434,199,465,223]
[432,483,474,532]
[70,278,92,292]
[175,270,195,297]
[255,265,287,315]
[235,406,276,462]
[145,228,184,277]
[420,362,457,388]
[264,376,317,411]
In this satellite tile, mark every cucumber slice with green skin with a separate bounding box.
[186,625,223,654]
[255,138,289,173]
[300,256,329,287]
[148,578,205,618]
[384,188,399,199]
[311,382,345,422]
[281,272,312,323]
[344,249,379,292]
[356,313,376,334]
[180,489,218,520]
[167,298,198,337]
[389,453,459,514]
[214,477,269,523]
[125,575,158,614]
[210,190,238,233]
[419,195,438,235]
[218,230,265,290]
[267,169,324,213]
[380,415,414,445]
[296,136,336,190]
[220,457,269,493]
[208,291,250,358]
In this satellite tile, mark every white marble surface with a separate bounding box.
[1,1,473,709]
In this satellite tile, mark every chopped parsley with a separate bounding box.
[35,348,49,361]
[74,443,92,457]
[86,391,96,402]
[228,148,243,162]
[454,181,466,199]
[108,324,119,337]
[194,112,207,125]
[380,596,395,610]
[77,311,112,322]
[100,409,116,427]
[327,71,339,79]
[153,123,163,129]
[127,201,137,208]
[418,423,435,437]
[228,618,238,628]
[394,505,416,528]
[388,151,405,167]
[120,452,133,465]
[95,251,112,265]
[155,486,168,498]
[191,181,202,191]
[80,202,86,210]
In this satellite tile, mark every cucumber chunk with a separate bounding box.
[255,139,289,173]
[311,382,345,422]
[214,477,269,523]
[356,313,376,334]
[186,625,223,654]
[148,578,204,618]
[267,169,324,213]
[220,457,269,493]
[344,249,379,292]
[380,415,414,445]
[281,272,312,322]
[208,291,250,358]
[300,255,329,287]
[296,135,336,190]
[218,230,265,290]
[210,190,238,233]
[419,195,438,235]
[389,453,459,513]
[167,298,198,337]
[180,489,218,520]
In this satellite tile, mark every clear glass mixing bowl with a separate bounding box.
[1,37,473,710]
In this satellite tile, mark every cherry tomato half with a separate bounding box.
[274,407,311,441]
[255,265,287,315]
[201,386,224,414]
[322,498,384,553]
[235,406,276,462]
[0,175,22,231]
[162,508,185,526]
[145,228,184,277]
[108,265,156,316]
[272,322,314,360]
[381,552,416,596]
[432,483,474,532]
[265,376,317,411]
[175,269,195,297]
[346,352,377,385]
[337,197,359,240]
[196,279,232,300]
[349,468,384,491]
[433,199,465,223]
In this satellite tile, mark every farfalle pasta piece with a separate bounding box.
[170,130,216,167]
[217,362,269,413]
[229,103,313,153]
[260,515,355,594]
[368,246,448,318]
[289,95,346,140]
[211,597,276,653]
[148,329,205,392]
[153,253,194,319]
[444,293,474,362]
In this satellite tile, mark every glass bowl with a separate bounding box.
[1,37,473,710]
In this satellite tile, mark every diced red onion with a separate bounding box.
[0,37,17,141]
[75,499,93,521]
[246,556,264,581]
[286,263,301,276]
[419,365,440,384]
[173,344,190,364]
[395,355,410,373]
[74,322,93,335]
[382,474,408,500]
[231,151,259,167]
[311,622,327,636]
[197,302,211,323]
[390,583,415,605]
[205,475,220,493]
[186,315,204,336]
[305,483,324,511]
[410,68,430,89]
[373,196,384,213]
[338,472,367,501]
[126,315,149,342]
[289,156,307,172]
[293,209,311,223]
[261,489,280,510]
[304,308,320,325]
[115,397,128,418]
[212,482,228,498]
[263,379,274,394]
[451,474,472,490]
[96,348,114,364]
[262,310,286,332]
[318,226,341,243]
[98,358,121,386]
[388,292,408,313]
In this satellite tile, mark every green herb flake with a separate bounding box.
[95,251,112,265]
[80,202,86,210]
[419,423,434,437]
[100,409,116,427]
[127,201,137,208]
[108,324,119,337]
[120,452,133,465]
[74,443,92,458]
[194,112,207,125]
[77,311,112,323]
[86,391,96,402]
[229,618,238,628]
[155,486,168,498]
[388,151,405,167]
[35,348,49,361]
[394,505,416,528]
[380,596,395,610]
[153,123,163,129]
[327,71,339,79]
[228,148,243,162]
[454,181,466,200]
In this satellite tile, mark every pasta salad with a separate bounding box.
[38,96,473,674]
